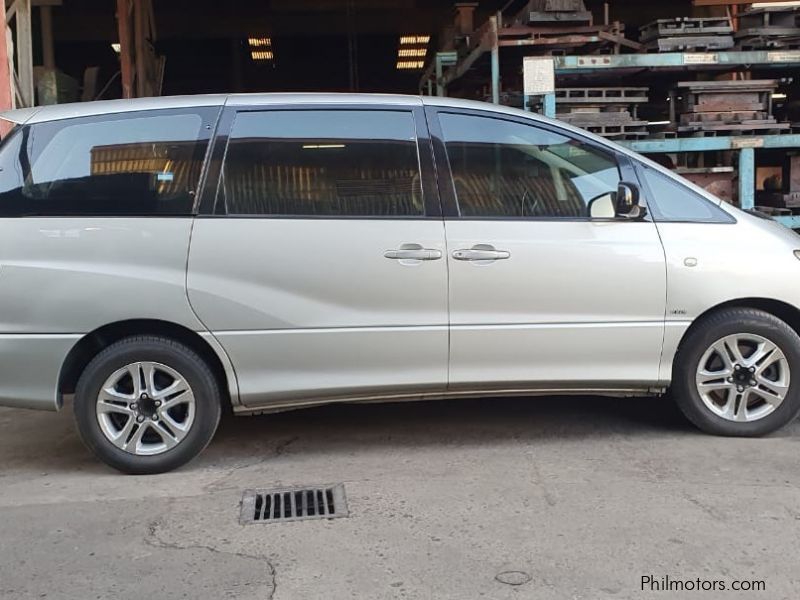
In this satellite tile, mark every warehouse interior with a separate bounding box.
[3,0,800,223]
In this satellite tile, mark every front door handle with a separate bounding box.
[452,247,511,261]
[384,248,443,261]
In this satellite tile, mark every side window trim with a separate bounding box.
[632,162,736,224]
[426,106,636,222]
[204,103,441,220]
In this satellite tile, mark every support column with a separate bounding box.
[489,14,499,104]
[15,0,33,107]
[435,54,445,97]
[116,0,134,98]
[738,147,755,210]
[40,5,54,69]
[0,1,13,113]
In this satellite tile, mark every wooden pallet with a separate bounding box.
[559,112,644,125]
[739,6,799,30]
[566,121,649,139]
[678,110,770,125]
[639,17,732,42]
[645,35,733,52]
[677,122,791,136]
[555,87,649,103]
[525,0,592,25]
[676,79,776,114]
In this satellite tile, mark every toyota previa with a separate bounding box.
[1,93,799,473]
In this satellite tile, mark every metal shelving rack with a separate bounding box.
[425,40,800,228]
[546,50,800,228]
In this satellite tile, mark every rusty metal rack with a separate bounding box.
[640,17,733,52]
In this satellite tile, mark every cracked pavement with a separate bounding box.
[1,395,800,599]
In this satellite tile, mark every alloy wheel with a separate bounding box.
[95,361,196,456]
[695,333,790,422]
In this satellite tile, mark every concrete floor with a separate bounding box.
[1,395,799,600]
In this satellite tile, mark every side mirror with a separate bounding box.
[615,181,645,219]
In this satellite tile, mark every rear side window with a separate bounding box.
[438,112,620,218]
[221,109,423,217]
[638,165,734,223]
[0,107,218,216]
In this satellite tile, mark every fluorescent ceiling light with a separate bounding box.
[396,60,425,70]
[251,50,274,61]
[248,37,272,47]
[773,92,788,99]
[399,35,430,45]
[398,48,427,57]
[648,120,671,125]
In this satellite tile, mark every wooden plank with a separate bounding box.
[134,0,146,97]
[15,0,33,107]
[40,5,54,69]
[0,0,13,117]
[116,0,134,98]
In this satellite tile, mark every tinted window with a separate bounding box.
[439,113,620,218]
[639,165,733,223]
[0,108,217,216]
[222,110,423,217]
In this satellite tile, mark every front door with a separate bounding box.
[188,102,448,407]
[428,108,667,391]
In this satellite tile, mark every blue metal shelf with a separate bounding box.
[616,135,800,213]
[554,50,800,73]
[774,215,800,228]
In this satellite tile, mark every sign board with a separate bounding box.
[732,137,764,149]
[768,51,800,63]
[523,57,555,95]
[684,53,718,65]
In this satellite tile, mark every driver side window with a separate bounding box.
[438,112,620,219]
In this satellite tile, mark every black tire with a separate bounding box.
[673,307,800,436]
[74,336,222,474]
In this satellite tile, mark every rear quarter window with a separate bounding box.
[0,107,219,217]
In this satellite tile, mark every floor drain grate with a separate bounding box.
[240,484,348,524]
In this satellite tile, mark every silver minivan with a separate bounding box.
[2,93,799,474]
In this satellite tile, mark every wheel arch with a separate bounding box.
[58,319,239,409]
[673,297,800,366]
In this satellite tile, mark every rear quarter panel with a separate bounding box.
[0,217,205,409]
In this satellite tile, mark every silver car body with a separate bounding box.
[1,93,798,413]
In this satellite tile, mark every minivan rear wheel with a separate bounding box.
[673,307,800,436]
[74,336,222,474]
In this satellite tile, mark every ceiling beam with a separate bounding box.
[54,7,449,42]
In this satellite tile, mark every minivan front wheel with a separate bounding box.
[673,308,800,436]
[74,336,222,474]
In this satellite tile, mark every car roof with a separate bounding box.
[0,92,550,125]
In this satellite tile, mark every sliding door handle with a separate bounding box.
[384,248,443,261]
[452,248,510,261]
